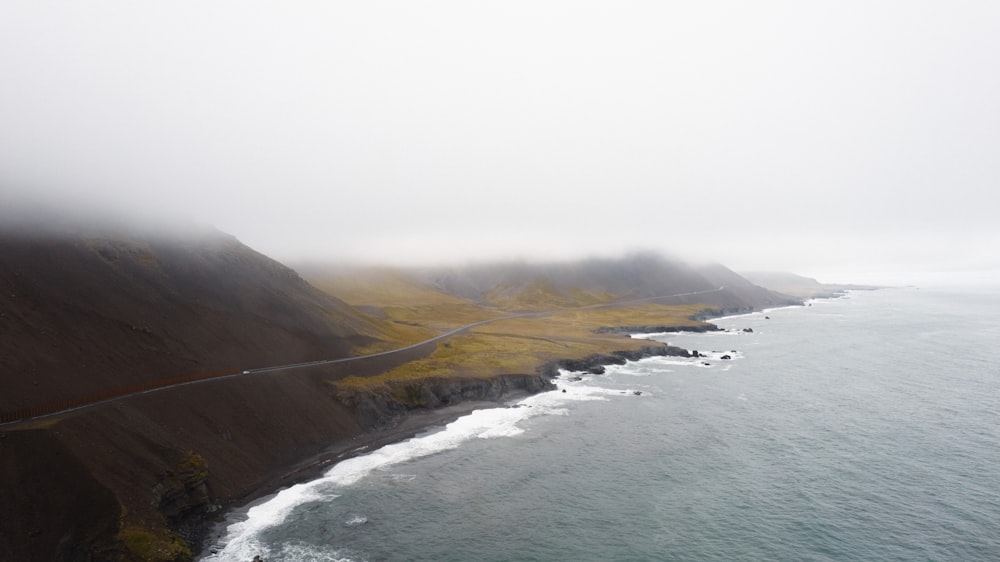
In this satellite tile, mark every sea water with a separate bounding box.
[202,286,1000,561]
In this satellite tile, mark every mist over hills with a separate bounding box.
[740,270,882,299]
[0,224,388,411]
[302,252,797,314]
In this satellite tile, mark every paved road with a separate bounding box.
[1,286,725,427]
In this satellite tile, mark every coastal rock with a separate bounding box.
[596,324,721,335]
[340,373,557,430]
[540,344,694,377]
[691,306,760,321]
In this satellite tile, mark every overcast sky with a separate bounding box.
[2,1,998,283]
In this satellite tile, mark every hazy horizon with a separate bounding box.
[2,2,998,286]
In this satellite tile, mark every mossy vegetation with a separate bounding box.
[175,451,208,479]
[118,526,192,562]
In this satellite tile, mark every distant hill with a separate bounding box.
[338,253,800,312]
[0,225,388,411]
[301,254,799,322]
[740,271,879,299]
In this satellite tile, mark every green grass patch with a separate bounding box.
[118,526,192,562]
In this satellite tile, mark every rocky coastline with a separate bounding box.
[595,324,722,335]
[541,342,699,375]
[193,339,694,557]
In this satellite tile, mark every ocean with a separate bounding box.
[201,286,1000,561]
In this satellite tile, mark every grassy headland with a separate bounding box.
[307,267,715,393]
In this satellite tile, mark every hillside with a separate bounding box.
[740,270,881,299]
[0,225,413,561]
[0,225,389,411]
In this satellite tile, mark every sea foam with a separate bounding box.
[202,382,616,561]
[201,479,333,561]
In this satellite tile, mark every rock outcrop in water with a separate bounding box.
[542,344,695,376]
[595,324,721,335]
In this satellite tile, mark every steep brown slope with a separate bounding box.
[0,226,387,411]
[694,262,800,310]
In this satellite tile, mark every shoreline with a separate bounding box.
[195,394,533,557]
[194,305,816,556]
[193,337,715,557]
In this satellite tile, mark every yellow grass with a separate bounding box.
[336,302,714,391]
[307,268,502,352]
[307,266,716,390]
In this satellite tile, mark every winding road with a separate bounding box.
[1,286,725,427]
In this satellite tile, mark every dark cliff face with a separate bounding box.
[338,373,557,430]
